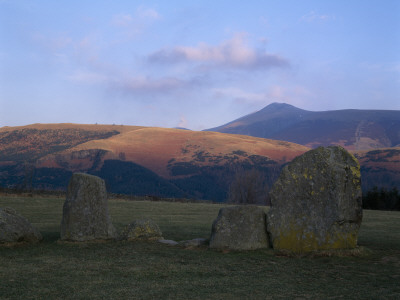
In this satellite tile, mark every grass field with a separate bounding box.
[1,195,400,299]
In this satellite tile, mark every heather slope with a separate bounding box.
[1,123,399,199]
[0,124,309,201]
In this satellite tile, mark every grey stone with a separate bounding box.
[180,238,208,247]
[121,219,163,241]
[60,173,117,241]
[267,146,363,253]
[209,205,269,250]
[0,207,42,244]
[158,239,179,246]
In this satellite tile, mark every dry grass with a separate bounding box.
[0,195,399,299]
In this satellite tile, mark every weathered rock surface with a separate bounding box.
[60,173,117,241]
[121,219,163,241]
[0,207,42,244]
[180,238,208,247]
[158,239,179,246]
[209,206,269,250]
[267,146,363,252]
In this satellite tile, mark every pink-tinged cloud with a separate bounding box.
[148,33,289,70]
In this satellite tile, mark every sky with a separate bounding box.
[1,0,399,130]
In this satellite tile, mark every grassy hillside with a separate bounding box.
[1,123,399,200]
[0,124,309,201]
[0,195,399,299]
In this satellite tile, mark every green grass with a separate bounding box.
[1,196,400,299]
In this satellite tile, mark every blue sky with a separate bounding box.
[1,0,399,130]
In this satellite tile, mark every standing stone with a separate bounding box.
[0,207,42,244]
[209,206,269,250]
[267,146,363,253]
[60,173,117,241]
[121,219,163,241]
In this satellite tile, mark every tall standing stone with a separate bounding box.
[209,206,269,250]
[267,146,362,252]
[60,173,117,241]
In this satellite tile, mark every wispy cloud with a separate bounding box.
[301,11,335,22]
[148,33,289,70]
[213,87,268,104]
[111,14,134,27]
[111,7,159,27]
[67,70,109,85]
[110,6,160,41]
[178,115,188,128]
[136,6,160,20]
[116,76,187,93]
[67,68,195,95]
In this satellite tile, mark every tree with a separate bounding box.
[363,186,400,211]
[227,167,269,205]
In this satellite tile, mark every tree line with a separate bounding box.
[362,186,400,211]
[228,168,400,211]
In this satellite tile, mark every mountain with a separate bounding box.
[0,123,309,201]
[206,103,400,151]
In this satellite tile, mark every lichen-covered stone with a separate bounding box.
[60,173,117,241]
[121,219,163,241]
[209,206,269,250]
[0,207,42,244]
[267,146,362,253]
[180,238,208,247]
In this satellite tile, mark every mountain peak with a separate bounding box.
[262,102,302,112]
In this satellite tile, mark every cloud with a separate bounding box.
[148,33,289,70]
[301,11,335,22]
[136,6,160,20]
[31,33,73,52]
[67,68,193,95]
[178,116,188,128]
[67,70,109,84]
[111,7,160,28]
[213,87,268,104]
[112,14,133,27]
[117,76,187,93]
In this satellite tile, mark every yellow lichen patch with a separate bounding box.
[350,165,360,178]
[326,231,358,250]
[272,222,359,253]
[291,173,298,180]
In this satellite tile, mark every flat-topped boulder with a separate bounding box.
[0,207,42,244]
[209,206,269,250]
[60,173,117,241]
[267,146,363,253]
[121,219,163,241]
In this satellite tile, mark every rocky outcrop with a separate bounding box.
[0,207,42,244]
[121,219,163,241]
[209,206,269,250]
[267,146,363,252]
[60,173,117,241]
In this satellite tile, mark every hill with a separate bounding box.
[206,103,400,151]
[1,123,399,200]
[0,123,309,201]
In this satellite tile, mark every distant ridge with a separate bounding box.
[0,123,308,201]
[206,103,400,151]
[1,122,399,199]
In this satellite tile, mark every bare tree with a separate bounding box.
[227,167,269,205]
